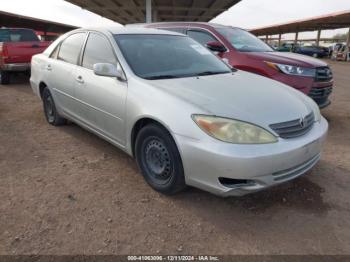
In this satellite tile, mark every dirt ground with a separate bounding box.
[0,60,350,255]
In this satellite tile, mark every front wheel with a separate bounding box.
[135,124,186,195]
[42,87,67,126]
[0,71,11,85]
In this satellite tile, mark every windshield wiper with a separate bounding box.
[144,75,180,80]
[195,71,229,76]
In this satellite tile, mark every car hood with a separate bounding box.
[149,71,314,129]
[246,51,328,67]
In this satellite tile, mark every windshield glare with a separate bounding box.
[114,34,231,79]
[216,28,273,53]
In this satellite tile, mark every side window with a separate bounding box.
[50,45,60,59]
[82,33,117,70]
[187,30,217,46]
[58,33,86,65]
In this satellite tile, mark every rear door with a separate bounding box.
[45,32,87,116]
[73,32,127,145]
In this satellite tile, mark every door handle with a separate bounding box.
[32,44,40,48]
[76,75,84,84]
[46,64,52,71]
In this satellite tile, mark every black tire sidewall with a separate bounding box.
[135,124,186,195]
[0,71,10,85]
[42,88,65,126]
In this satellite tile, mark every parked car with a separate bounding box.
[332,44,349,61]
[129,22,333,108]
[293,45,329,58]
[30,27,328,197]
[0,28,51,84]
[276,42,297,52]
[328,43,343,58]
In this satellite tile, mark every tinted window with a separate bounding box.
[216,28,273,52]
[82,33,117,70]
[58,33,86,64]
[187,30,217,46]
[0,29,39,42]
[114,34,231,80]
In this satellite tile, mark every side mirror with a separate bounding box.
[93,63,126,81]
[206,41,227,53]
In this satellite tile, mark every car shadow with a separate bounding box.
[8,73,30,85]
[172,173,329,214]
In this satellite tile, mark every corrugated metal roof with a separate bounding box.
[65,0,241,24]
[0,10,76,33]
[251,10,350,36]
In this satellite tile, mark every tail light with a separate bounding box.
[0,42,8,64]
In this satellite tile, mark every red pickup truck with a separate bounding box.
[0,28,51,84]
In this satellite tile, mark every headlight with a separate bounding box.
[192,115,277,144]
[266,62,316,77]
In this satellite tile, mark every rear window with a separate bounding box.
[0,29,39,42]
[58,33,86,65]
[158,28,185,34]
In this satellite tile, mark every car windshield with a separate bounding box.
[216,28,274,52]
[114,34,231,80]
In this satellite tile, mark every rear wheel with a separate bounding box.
[312,53,318,58]
[0,71,11,85]
[42,87,67,126]
[135,124,186,195]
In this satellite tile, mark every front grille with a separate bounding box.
[269,112,315,139]
[315,66,333,82]
[309,86,333,99]
[272,154,320,182]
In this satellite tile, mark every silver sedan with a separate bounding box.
[30,27,328,197]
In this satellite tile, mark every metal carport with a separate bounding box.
[250,10,350,55]
[65,0,241,24]
[0,10,76,37]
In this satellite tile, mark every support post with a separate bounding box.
[346,27,350,62]
[265,35,268,43]
[316,29,321,47]
[278,34,282,47]
[146,0,152,23]
[152,9,158,22]
[294,31,299,46]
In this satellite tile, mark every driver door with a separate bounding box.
[73,32,127,146]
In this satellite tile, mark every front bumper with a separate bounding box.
[1,63,30,72]
[271,73,333,109]
[175,117,328,197]
[309,86,332,108]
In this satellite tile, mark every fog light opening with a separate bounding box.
[218,177,256,188]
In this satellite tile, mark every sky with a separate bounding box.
[0,0,349,40]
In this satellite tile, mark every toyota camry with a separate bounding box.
[30,27,328,197]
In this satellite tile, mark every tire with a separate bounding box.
[42,87,67,126]
[312,53,318,58]
[0,71,11,85]
[135,124,186,195]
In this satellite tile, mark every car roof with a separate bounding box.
[127,22,239,30]
[73,26,185,36]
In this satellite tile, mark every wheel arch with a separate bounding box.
[39,81,48,99]
[130,116,175,158]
